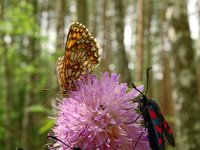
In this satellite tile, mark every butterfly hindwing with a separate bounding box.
[56,56,65,88]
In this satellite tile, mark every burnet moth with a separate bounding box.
[132,67,175,150]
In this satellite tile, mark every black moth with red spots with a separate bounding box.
[133,68,175,150]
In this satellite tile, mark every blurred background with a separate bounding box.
[0,0,200,149]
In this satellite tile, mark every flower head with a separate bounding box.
[52,72,150,150]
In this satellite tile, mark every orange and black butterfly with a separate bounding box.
[56,22,100,94]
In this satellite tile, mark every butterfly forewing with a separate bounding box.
[56,22,100,93]
[65,22,91,49]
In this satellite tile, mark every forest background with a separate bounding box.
[0,0,200,150]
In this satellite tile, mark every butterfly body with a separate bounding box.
[57,22,100,93]
[139,95,175,150]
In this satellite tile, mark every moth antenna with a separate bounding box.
[43,88,51,91]
[131,82,144,97]
[145,67,152,96]
[47,136,73,149]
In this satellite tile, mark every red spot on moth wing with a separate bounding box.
[164,120,173,135]
[168,128,173,135]
[155,125,162,134]
[164,121,167,128]
[158,138,163,145]
[149,109,157,119]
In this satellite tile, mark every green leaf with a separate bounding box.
[39,119,55,134]
[27,105,48,113]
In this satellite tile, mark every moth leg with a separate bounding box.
[133,130,146,150]
[127,113,143,124]
[124,105,149,124]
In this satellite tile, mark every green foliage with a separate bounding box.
[0,1,39,36]
[39,119,55,134]
[27,105,48,113]
[0,0,58,149]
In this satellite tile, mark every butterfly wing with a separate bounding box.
[64,34,100,90]
[65,22,91,50]
[56,22,100,92]
[56,56,65,89]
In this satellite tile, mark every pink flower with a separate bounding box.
[52,72,150,150]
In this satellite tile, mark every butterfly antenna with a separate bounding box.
[47,136,73,149]
[43,88,60,93]
[145,67,152,96]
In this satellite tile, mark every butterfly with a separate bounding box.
[56,22,100,94]
[132,68,175,150]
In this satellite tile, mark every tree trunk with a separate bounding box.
[197,0,200,103]
[135,0,143,81]
[143,0,152,97]
[56,0,67,50]
[100,0,112,72]
[90,0,98,37]
[22,0,40,149]
[76,0,88,26]
[159,0,174,122]
[167,1,200,149]
[0,1,11,149]
[114,0,131,82]
[2,32,12,150]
